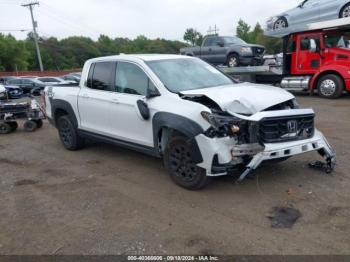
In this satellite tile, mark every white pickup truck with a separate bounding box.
[44,54,336,190]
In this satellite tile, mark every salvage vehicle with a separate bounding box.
[180,36,265,67]
[35,77,75,85]
[0,76,17,84]
[44,55,336,190]
[7,78,45,94]
[2,85,23,99]
[0,91,45,134]
[267,0,350,31]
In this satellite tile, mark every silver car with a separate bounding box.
[267,0,350,30]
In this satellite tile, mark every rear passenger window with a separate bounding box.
[115,62,150,96]
[89,62,115,91]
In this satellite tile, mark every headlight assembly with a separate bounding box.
[240,47,252,54]
[201,111,243,137]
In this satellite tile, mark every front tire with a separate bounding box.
[164,136,210,190]
[227,54,240,68]
[57,115,85,151]
[317,74,344,99]
[340,3,350,18]
[274,17,288,30]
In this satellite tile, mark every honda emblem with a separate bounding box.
[287,120,298,133]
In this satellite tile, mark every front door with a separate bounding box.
[109,61,155,147]
[296,34,322,74]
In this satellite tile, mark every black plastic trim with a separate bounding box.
[152,112,204,163]
[78,129,159,157]
[51,99,79,128]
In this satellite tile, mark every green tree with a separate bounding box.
[236,19,251,42]
[184,28,203,46]
[0,32,187,72]
[235,19,283,54]
[0,34,29,71]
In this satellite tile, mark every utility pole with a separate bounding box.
[207,25,219,36]
[22,1,44,72]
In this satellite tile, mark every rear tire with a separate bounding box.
[317,74,344,99]
[0,122,12,134]
[23,120,37,132]
[164,136,210,190]
[340,3,350,18]
[274,17,288,30]
[57,115,85,151]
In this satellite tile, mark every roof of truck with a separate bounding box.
[88,54,190,63]
[265,17,350,38]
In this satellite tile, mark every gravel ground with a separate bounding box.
[0,95,349,255]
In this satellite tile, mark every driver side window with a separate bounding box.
[115,62,152,96]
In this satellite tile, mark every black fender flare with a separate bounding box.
[51,99,79,128]
[152,112,204,163]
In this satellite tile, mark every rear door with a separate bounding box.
[78,61,117,136]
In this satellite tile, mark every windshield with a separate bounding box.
[325,31,350,49]
[147,58,233,93]
[223,36,246,45]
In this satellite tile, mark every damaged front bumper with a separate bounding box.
[195,129,336,181]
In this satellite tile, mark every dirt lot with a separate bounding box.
[0,95,349,255]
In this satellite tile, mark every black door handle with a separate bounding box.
[209,48,212,52]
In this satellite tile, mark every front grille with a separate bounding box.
[259,114,315,143]
[252,47,265,57]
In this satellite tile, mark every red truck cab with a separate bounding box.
[270,18,350,98]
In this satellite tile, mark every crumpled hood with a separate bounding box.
[180,83,295,115]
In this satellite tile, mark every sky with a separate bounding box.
[0,0,301,41]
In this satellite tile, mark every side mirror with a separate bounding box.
[216,41,225,47]
[309,39,317,53]
[137,100,150,120]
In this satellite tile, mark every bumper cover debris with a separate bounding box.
[195,129,336,182]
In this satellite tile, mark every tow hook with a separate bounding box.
[309,156,336,174]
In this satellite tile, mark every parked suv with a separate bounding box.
[180,36,265,67]
[44,55,335,190]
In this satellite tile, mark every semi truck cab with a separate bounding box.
[268,18,350,98]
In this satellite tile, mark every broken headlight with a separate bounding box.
[201,111,245,138]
